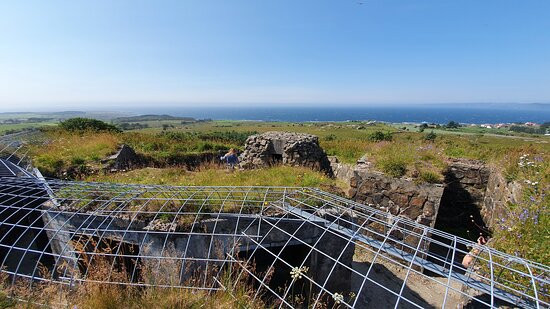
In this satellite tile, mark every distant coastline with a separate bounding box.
[131,104,550,124]
[1,103,549,124]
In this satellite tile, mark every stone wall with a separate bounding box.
[440,159,522,234]
[330,157,444,228]
[240,132,332,174]
[445,159,490,209]
[481,166,522,227]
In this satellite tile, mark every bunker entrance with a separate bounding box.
[271,153,283,164]
[238,244,312,304]
[428,173,489,268]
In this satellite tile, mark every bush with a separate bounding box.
[197,131,257,144]
[378,158,407,177]
[419,170,442,183]
[197,142,214,152]
[59,118,121,133]
[71,157,86,166]
[509,125,545,135]
[446,121,460,129]
[424,131,437,141]
[368,131,393,142]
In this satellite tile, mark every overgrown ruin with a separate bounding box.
[0,132,547,308]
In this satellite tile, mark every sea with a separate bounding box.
[131,104,550,124]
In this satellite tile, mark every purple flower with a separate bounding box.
[519,209,529,222]
[530,196,536,202]
[533,156,543,162]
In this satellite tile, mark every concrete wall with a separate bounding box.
[37,209,354,294]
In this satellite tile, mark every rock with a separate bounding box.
[103,144,139,171]
[409,196,426,208]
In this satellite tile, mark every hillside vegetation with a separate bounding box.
[20,119,550,268]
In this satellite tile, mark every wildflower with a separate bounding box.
[530,196,536,202]
[332,292,344,304]
[519,209,528,222]
[290,266,309,280]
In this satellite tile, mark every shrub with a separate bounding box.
[368,131,393,142]
[71,157,86,166]
[419,170,442,183]
[446,121,460,129]
[424,131,437,141]
[197,131,257,144]
[59,118,121,133]
[324,134,337,141]
[197,142,214,152]
[378,158,407,177]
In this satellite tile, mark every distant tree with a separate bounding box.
[368,131,393,142]
[509,125,545,134]
[59,118,121,133]
[446,121,460,129]
[418,123,428,132]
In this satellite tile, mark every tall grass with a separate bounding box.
[0,250,270,309]
[30,130,120,176]
[87,165,342,188]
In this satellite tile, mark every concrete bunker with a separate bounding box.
[240,132,333,175]
[0,183,354,303]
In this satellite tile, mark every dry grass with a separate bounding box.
[0,249,270,309]
[30,130,120,177]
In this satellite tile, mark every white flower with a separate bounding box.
[332,292,344,304]
[290,266,309,280]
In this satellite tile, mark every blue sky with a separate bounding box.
[0,0,549,111]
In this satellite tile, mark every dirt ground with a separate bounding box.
[351,249,464,308]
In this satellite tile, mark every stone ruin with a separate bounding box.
[102,144,140,171]
[239,131,332,175]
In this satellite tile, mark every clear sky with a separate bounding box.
[0,0,549,111]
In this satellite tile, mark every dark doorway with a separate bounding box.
[271,153,283,165]
[427,172,488,270]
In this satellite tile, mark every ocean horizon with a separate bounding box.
[129,104,550,124]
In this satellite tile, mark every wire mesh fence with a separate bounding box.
[0,174,548,308]
[0,133,548,308]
